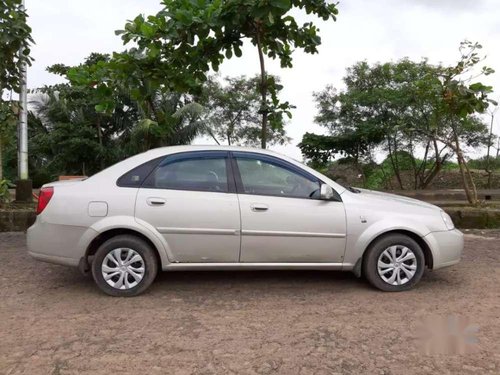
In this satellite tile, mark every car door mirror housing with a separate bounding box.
[320,184,335,200]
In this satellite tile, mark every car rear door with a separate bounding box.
[232,152,346,263]
[134,151,241,263]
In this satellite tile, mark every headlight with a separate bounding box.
[440,210,455,230]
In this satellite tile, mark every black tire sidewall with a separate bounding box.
[363,234,425,292]
[91,235,158,297]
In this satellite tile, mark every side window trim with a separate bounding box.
[141,150,235,194]
[230,151,323,200]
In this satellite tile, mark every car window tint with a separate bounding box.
[117,157,163,187]
[236,158,320,198]
[144,157,228,193]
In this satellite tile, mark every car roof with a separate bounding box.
[143,145,286,158]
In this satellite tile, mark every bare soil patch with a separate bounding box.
[0,232,499,374]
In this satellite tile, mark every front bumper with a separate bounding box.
[424,229,464,269]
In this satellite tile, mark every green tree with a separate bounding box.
[0,101,17,180]
[0,0,33,93]
[121,91,206,154]
[0,0,34,180]
[301,60,446,189]
[300,82,386,183]
[200,75,290,146]
[25,54,141,182]
[419,41,496,205]
[117,0,338,148]
[28,81,139,179]
[26,52,209,185]
[301,49,494,197]
[65,51,208,151]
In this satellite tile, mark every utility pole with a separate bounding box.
[15,0,32,202]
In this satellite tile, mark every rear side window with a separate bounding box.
[117,157,163,188]
[143,156,229,193]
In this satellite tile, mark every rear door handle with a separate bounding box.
[147,197,166,206]
[251,203,268,212]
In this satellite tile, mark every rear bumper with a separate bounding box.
[424,229,464,270]
[27,217,92,267]
[28,250,80,267]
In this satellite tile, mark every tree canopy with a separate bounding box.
[0,0,34,180]
[200,75,290,146]
[0,0,34,93]
[4,51,290,185]
[115,0,338,147]
[300,41,496,204]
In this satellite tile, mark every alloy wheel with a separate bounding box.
[377,245,417,286]
[101,248,145,290]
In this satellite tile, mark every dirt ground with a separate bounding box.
[0,232,499,375]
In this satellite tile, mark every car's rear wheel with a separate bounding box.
[362,234,425,292]
[91,235,158,297]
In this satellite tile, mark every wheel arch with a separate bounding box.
[78,216,172,273]
[85,228,162,267]
[360,229,434,269]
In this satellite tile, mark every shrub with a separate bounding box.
[468,156,500,171]
[0,179,11,205]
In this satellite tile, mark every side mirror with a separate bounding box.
[320,184,334,200]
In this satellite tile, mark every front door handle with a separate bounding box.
[147,197,166,206]
[251,203,269,212]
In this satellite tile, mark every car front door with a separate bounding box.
[134,151,241,263]
[232,152,346,263]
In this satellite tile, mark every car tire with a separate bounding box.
[362,234,425,292]
[91,235,158,297]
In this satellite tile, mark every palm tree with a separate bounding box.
[122,89,206,154]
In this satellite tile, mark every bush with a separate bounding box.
[468,156,500,171]
[0,179,11,205]
[364,160,394,190]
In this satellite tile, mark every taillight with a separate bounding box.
[36,187,54,215]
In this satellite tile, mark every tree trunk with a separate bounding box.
[462,156,479,204]
[485,112,495,188]
[256,29,268,149]
[415,141,430,189]
[419,140,444,189]
[408,141,419,190]
[420,161,444,190]
[386,136,403,189]
[456,153,477,205]
[454,133,478,206]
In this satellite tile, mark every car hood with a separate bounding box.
[354,188,440,211]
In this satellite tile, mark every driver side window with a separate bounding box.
[236,157,320,199]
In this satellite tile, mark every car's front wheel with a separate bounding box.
[362,233,425,292]
[91,235,158,297]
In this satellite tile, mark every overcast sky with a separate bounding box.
[26,0,500,160]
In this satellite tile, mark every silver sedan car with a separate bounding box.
[27,146,463,296]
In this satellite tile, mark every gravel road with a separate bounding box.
[0,232,499,374]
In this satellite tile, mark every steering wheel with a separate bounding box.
[207,171,219,182]
[309,188,320,198]
[286,175,302,196]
